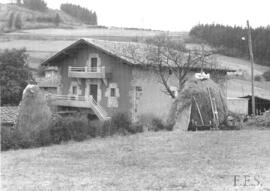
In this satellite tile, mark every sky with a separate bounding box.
[3,0,270,31]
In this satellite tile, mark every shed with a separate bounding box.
[240,95,270,115]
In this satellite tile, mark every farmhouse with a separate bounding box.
[39,39,233,121]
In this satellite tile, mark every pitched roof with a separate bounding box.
[41,38,234,72]
[0,106,18,124]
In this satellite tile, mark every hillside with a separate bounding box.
[0,28,184,69]
[2,131,270,190]
[0,3,85,31]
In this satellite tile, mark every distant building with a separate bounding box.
[39,39,233,121]
[240,95,270,115]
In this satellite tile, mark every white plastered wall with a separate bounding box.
[105,83,120,108]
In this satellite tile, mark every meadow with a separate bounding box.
[2,130,270,191]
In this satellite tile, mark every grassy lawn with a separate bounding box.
[1,130,270,191]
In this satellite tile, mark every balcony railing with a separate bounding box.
[47,94,110,121]
[68,66,111,79]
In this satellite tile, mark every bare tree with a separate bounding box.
[124,34,214,98]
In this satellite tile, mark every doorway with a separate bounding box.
[89,84,98,103]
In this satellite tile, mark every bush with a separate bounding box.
[14,14,22,29]
[254,75,263,81]
[1,114,94,151]
[262,70,270,81]
[1,125,19,151]
[151,117,166,131]
[111,112,132,135]
[49,115,90,143]
[1,112,146,151]
[8,12,15,29]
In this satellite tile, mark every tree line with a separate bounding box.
[189,24,270,66]
[60,3,97,25]
[20,0,48,12]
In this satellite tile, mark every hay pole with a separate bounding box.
[212,97,219,123]
[207,87,216,125]
[207,88,219,129]
[192,96,204,125]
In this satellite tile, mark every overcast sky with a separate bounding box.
[3,0,270,31]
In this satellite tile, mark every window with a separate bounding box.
[72,86,77,95]
[110,88,116,97]
[91,57,98,72]
[135,86,142,96]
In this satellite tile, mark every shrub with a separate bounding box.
[254,75,263,81]
[111,112,132,135]
[1,125,19,151]
[262,70,270,81]
[54,14,61,26]
[151,117,166,131]
[8,12,15,29]
[14,14,22,29]
[49,115,90,143]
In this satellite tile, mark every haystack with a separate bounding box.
[16,85,52,140]
[167,78,228,131]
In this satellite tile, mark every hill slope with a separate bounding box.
[0,3,85,31]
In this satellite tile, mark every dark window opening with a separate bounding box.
[111,88,116,97]
[91,57,98,72]
[72,86,77,95]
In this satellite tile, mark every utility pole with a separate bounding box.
[201,44,205,73]
[247,20,256,116]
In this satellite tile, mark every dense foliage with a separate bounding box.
[23,0,48,12]
[0,49,30,106]
[14,14,22,29]
[263,70,270,81]
[190,24,270,66]
[1,113,144,151]
[60,3,97,25]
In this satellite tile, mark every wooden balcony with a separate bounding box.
[46,94,110,121]
[47,94,92,108]
[68,66,111,79]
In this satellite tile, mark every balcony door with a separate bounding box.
[89,84,98,103]
[91,57,97,72]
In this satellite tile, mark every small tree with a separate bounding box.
[0,48,31,106]
[14,14,22,29]
[8,12,15,29]
[54,13,61,26]
[125,34,214,98]
[17,0,22,5]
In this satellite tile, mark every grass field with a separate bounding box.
[1,130,270,191]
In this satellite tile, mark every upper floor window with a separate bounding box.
[91,57,98,72]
